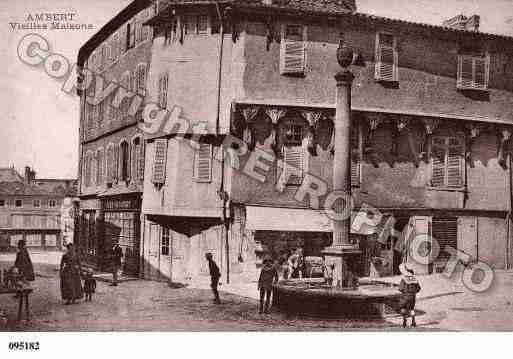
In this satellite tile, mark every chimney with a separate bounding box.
[443,14,480,32]
[24,166,36,184]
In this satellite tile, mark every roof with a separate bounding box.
[0,180,77,197]
[0,168,23,182]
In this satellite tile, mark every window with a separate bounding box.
[193,143,213,182]
[15,199,23,208]
[106,145,114,184]
[48,199,57,208]
[136,64,147,95]
[0,199,5,207]
[96,149,104,185]
[161,227,170,255]
[375,32,398,82]
[282,124,304,185]
[33,199,40,208]
[120,141,131,182]
[432,217,458,261]
[132,137,145,182]
[98,100,105,129]
[197,15,209,35]
[457,54,489,90]
[152,139,168,184]
[280,24,306,75]
[126,22,136,50]
[431,136,464,188]
[157,72,169,109]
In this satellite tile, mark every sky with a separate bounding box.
[0,0,512,179]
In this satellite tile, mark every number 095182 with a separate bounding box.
[8,342,40,350]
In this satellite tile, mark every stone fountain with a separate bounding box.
[273,41,401,318]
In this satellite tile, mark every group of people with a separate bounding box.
[205,248,421,326]
[59,242,123,304]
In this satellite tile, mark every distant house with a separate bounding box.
[0,166,77,251]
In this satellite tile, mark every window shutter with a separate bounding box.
[113,144,119,181]
[457,55,489,90]
[158,73,168,109]
[431,138,446,187]
[283,145,303,185]
[375,33,397,82]
[280,25,306,75]
[474,57,487,89]
[139,141,145,181]
[138,65,147,95]
[194,143,212,182]
[152,139,167,184]
[197,15,208,35]
[432,217,458,260]
[446,137,464,187]
[351,160,360,185]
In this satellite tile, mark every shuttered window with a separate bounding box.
[432,217,458,260]
[106,145,114,183]
[457,54,489,90]
[113,144,120,181]
[197,15,209,35]
[120,141,130,181]
[158,72,169,109]
[280,24,306,76]
[139,140,145,180]
[431,136,464,188]
[350,124,360,186]
[136,64,147,95]
[374,32,398,82]
[194,143,213,182]
[152,139,168,184]
[127,21,136,50]
[96,149,103,185]
[283,124,304,185]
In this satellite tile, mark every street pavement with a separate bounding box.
[1,251,513,331]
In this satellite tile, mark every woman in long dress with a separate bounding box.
[60,243,83,304]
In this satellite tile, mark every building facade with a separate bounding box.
[75,0,157,275]
[0,166,77,251]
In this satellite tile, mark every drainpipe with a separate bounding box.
[507,151,512,269]
[215,1,230,283]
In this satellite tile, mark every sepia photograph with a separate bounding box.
[1,0,513,354]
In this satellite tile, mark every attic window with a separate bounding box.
[457,53,489,91]
[280,24,307,76]
[374,32,398,82]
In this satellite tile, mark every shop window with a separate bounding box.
[15,199,22,208]
[280,24,306,76]
[49,200,57,208]
[193,143,212,183]
[375,32,398,82]
[161,227,170,256]
[152,139,168,185]
[431,136,464,188]
[33,199,40,208]
[457,53,489,90]
[282,124,304,185]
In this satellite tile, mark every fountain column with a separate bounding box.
[322,41,361,289]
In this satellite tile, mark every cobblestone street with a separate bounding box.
[2,253,513,331]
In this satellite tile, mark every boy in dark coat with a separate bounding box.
[83,269,96,302]
[398,263,421,328]
[258,256,278,314]
[14,240,35,282]
[205,253,221,304]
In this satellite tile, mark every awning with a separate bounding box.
[245,206,375,235]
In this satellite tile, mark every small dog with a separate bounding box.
[83,270,96,302]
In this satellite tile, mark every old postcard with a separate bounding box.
[1,0,513,355]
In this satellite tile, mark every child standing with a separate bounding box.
[398,263,421,328]
[258,256,278,314]
[83,270,96,302]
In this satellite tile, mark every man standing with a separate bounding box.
[205,252,221,304]
[111,243,123,286]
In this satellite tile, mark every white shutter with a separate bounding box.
[457,54,489,90]
[375,33,397,82]
[283,145,303,185]
[351,160,360,186]
[432,217,458,260]
[152,139,167,184]
[446,137,464,187]
[194,143,212,182]
[280,25,306,75]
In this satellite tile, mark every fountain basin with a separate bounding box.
[273,278,402,318]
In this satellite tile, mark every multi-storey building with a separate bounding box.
[0,166,77,251]
[76,0,157,275]
[135,0,513,284]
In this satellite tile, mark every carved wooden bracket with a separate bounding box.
[364,114,383,156]
[241,107,260,151]
[498,127,512,168]
[301,111,323,156]
[265,108,286,154]
[392,117,410,156]
[421,118,440,161]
